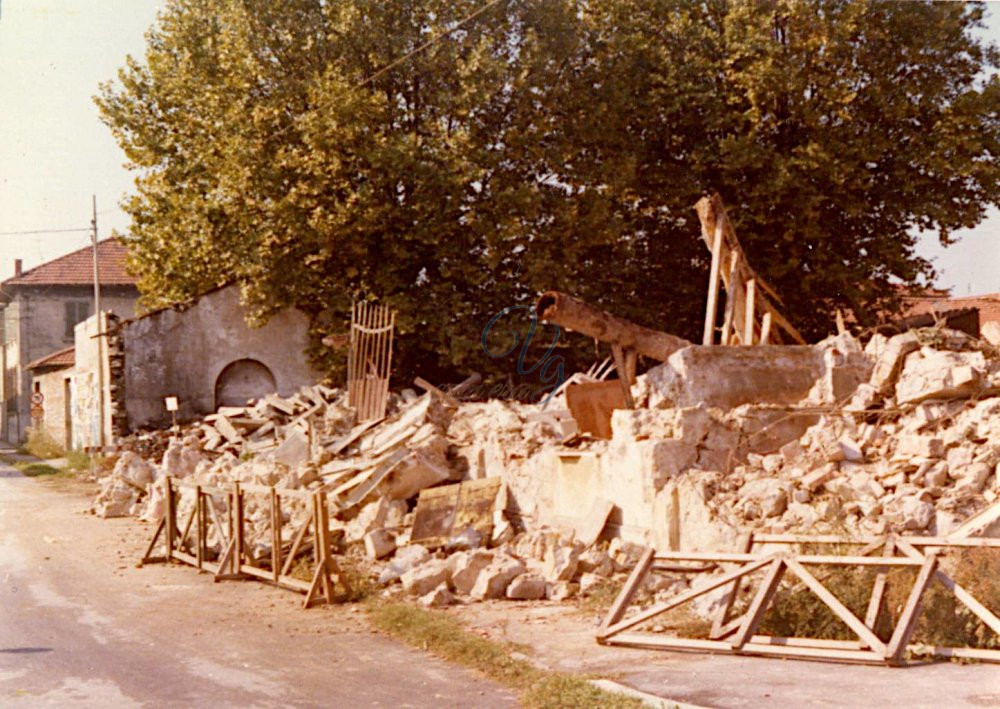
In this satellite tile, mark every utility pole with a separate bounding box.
[91,195,106,448]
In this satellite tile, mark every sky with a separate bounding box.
[0,0,998,296]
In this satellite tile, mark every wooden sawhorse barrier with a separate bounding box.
[142,476,350,608]
[598,533,1000,665]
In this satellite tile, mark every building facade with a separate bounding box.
[0,239,138,442]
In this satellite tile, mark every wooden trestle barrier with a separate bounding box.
[598,533,1000,665]
[141,477,350,608]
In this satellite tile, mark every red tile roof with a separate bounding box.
[904,292,1000,325]
[3,238,137,287]
[27,346,75,371]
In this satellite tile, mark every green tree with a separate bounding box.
[98,0,1000,385]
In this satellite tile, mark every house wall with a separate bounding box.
[120,286,323,431]
[72,312,114,449]
[30,367,73,450]
[2,285,137,442]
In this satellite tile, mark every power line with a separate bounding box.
[358,0,509,88]
[0,227,91,236]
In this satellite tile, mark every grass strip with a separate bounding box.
[366,600,645,709]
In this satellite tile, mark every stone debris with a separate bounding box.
[88,324,1000,609]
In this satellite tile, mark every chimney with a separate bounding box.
[14,259,22,277]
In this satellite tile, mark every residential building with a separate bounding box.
[0,239,139,442]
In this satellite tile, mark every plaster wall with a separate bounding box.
[122,286,324,430]
[31,367,72,450]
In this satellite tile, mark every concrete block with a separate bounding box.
[803,464,836,491]
[471,557,526,600]
[896,350,986,404]
[364,529,396,560]
[506,573,546,600]
[378,544,430,585]
[383,451,451,500]
[401,558,451,596]
[420,583,454,608]
[870,332,920,394]
[449,550,494,595]
[896,435,945,459]
[543,543,580,583]
[982,321,1000,347]
[660,345,827,409]
[274,429,310,467]
[545,581,577,601]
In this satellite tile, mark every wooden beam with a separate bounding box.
[600,547,654,634]
[784,558,886,654]
[731,557,785,649]
[886,554,937,665]
[703,220,725,345]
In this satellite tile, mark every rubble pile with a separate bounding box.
[637,329,1000,541]
[90,325,1000,607]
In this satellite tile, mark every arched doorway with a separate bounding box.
[215,359,277,409]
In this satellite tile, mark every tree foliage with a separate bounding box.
[98,0,1000,384]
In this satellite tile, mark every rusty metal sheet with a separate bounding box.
[565,380,627,439]
[411,478,502,548]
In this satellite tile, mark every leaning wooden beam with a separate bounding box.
[695,193,806,345]
[731,557,786,650]
[536,291,691,362]
[784,558,887,654]
[886,554,938,665]
[600,547,654,633]
[894,538,1000,636]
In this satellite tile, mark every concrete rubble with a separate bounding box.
[88,325,1000,609]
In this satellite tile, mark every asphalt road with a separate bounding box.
[0,465,518,708]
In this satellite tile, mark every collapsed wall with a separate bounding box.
[465,329,1000,551]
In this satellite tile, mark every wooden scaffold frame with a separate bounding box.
[141,477,350,608]
[696,193,806,347]
[597,533,1000,666]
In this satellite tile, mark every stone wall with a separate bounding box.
[119,285,324,431]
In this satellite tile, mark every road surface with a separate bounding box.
[0,464,518,708]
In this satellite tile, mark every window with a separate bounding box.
[64,301,91,339]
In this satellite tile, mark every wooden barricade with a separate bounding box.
[598,533,1000,665]
[348,300,396,422]
[141,477,350,608]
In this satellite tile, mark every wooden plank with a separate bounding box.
[744,278,756,344]
[914,645,1000,663]
[600,558,772,640]
[653,551,922,566]
[164,477,175,562]
[141,517,165,564]
[281,514,313,578]
[324,418,381,456]
[886,554,937,664]
[720,252,740,345]
[784,558,886,654]
[600,548,655,634]
[731,557,785,649]
[603,633,885,664]
[894,538,1000,636]
[703,219,725,345]
[610,345,636,409]
[711,532,754,639]
[750,636,863,650]
[271,488,281,583]
[864,537,895,630]
[759,312,772,345]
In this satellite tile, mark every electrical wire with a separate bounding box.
[0,228,91,236]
